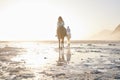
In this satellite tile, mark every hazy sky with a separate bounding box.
[0,0,120,41]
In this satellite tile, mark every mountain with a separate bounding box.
[90,30,112,40]
[90,24,120,40]
[111,24,120,39]
[112,24,120,34]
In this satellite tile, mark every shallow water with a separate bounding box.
[11,43,58,68]
[0,41,120,80]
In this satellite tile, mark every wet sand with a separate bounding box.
[0,41,120,80]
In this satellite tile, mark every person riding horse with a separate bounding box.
[56,16,67,49]
[57,16,64,27]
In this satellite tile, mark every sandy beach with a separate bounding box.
[0,41,120,80]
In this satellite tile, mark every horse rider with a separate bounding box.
[56,16,65,37]
[57,16,64,27]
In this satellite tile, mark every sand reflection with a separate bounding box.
[66,46,71,64]
[57,46,71,66]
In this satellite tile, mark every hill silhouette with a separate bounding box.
[112,24,120,34]
[90,24,120,40]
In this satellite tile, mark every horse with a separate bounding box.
[57,26,67,49]
[56,16,67,49]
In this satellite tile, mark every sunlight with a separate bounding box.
[11,42,58,68]
[0,0,120,40]
[0,0,92,40]
[0,0,59,41]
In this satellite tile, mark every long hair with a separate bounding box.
[57,16,64,27]
[57,16,66,39]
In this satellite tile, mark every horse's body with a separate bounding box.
[57,26,66,49]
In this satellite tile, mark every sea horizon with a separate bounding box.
[0,40,120,44]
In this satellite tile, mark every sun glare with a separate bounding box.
[11,42,58,68]
[0,0,120,40]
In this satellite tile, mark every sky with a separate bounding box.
[0,0,120,41]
